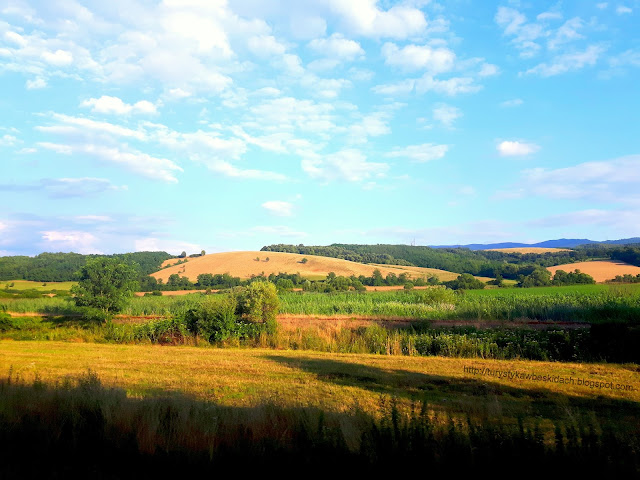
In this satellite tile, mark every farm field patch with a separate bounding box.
[153,251,478,283]
[547,260,640,283]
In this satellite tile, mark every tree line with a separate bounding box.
[0,251,173,282]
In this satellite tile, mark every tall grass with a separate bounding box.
[1,371,637,475]
[3,286,639,324]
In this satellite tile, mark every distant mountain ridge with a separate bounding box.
[430,238,640,250]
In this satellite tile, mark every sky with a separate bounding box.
[1,0,639,256]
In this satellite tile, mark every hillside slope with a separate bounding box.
[547,260,640,283]
[152,251,468,283]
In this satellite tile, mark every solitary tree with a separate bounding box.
[71,257,139,317]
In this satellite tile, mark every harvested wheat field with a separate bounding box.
[547,260,640,283]
[153,251,470,283]
[485,247,571,254]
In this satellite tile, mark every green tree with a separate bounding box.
[234,281,279,332]
[71,257,139,317]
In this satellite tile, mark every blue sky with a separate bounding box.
[1,0,639,256]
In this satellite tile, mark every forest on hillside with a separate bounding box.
[262,244,640,280]
[0,252,172,282]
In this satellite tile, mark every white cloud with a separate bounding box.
[80,96,157,115]
[596,3,608,9]
[497,155,640,205]
[610,49,640,68]
[41,230,102,254]
[387,143,449,163]
[262,201,294,217]
[381,43,456,72]
[41,49,73,66]
[416,75,481,96]
[497,140,540,156]
[500,98,524,107]
[616,6,632,14]
[432,104,461,128]
[478,63,500,77]
[525,45,604,76]
[25,77,47,89]
[38,141,182,183]
[134,237,201,255]
[247,35,287,57]
[0,134,18,147]
[308,33,364,60]
[41,177,126,198]
[73,215,113,223]
[326,0,427,39]
[302,149,388,182]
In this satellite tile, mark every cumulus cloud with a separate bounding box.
[308,33,364,60]
[262,201,294,217]
[386,143,449,162]
[326,0,427,39]
[80,96,157,115]
[432,104,462,128]
[381,43,455,72]
[41,230,102,254]
[497,141,540,156]
[25,78,47,89]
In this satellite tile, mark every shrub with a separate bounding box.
[185,296,238,342]
[234,282,279,335]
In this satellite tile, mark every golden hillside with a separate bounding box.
[547,260,640,283]
[485,247,571,254]
[152,251,467,283]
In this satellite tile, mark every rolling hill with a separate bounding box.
[152,251,475,283]
[547,260,640,283]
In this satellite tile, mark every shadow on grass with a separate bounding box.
[263,354,640,424]
[1,370,639,477]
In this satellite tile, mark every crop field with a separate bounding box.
[0,280,75,291]
[3,284,640,324]
[547,260,640,283]
[484,247,572,254]
[153,250,473,283]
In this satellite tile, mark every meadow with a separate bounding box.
[2,276,640,473]
[1,342,639,474]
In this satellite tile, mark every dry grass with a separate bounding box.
[154,251,469,283]
[0,280,76,291]
[485,247,572,254]
[1,341,638,417]
[547,260,640,283]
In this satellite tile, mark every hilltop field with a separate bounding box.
[153,250,488,283]
[485,247,571,254]
[547,260,640,283]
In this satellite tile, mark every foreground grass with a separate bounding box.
[2,341,639,474]
[1,341,638,420]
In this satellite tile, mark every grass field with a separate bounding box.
[2,341,638,418]
[0,280,75,291]
[547,260,640,283]
[153,250,478,283]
